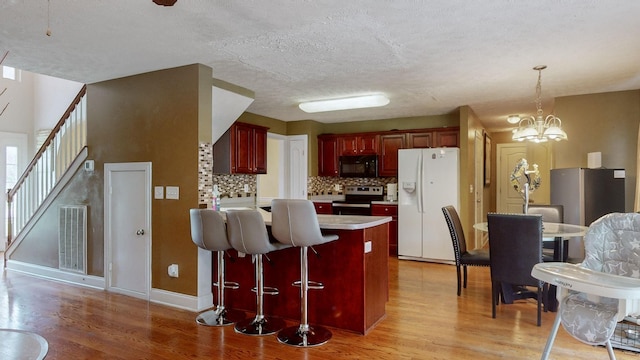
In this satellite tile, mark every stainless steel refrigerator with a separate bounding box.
[550,167,625,260]
[397,147,459,263]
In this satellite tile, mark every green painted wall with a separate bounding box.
[553,90,640,211]
[237,112,287,135]
[88,64,207,295]
[488,89,640,213]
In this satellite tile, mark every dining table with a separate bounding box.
[473,221,589,238]
[474,220,589,311]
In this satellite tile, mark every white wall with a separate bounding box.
[33,74,84,133]
[0,69,82,157]
[0,70,35,151]
[257,136,283,201]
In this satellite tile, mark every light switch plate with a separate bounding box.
[154,186,164,199]
[166,186,179,200]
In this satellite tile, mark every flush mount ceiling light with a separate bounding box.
[512,66,567,143]
[506,114,521,124]
[298,94,390,113]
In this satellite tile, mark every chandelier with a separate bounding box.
[511,66,567,143]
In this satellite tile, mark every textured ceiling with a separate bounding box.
[1,1,640,131]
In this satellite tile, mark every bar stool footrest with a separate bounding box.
[251,286,279,295]
[214,281,240,290]
[291,280,324,290]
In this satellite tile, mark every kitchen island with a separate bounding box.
[218,209,391,335]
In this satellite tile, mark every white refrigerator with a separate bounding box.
[398,147,459,263]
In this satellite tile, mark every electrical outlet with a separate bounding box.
[243,184,249,192]
[168,264,179,278]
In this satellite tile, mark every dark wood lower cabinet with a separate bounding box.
[313,202,333,214]
[219,222,389,334]
[371,204,398,256]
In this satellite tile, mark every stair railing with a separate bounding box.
[6,85,87,246]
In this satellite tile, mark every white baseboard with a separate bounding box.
[150,288,211,312]
[6,259,105,289]
[5,259,211,313]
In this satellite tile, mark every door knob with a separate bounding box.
[136,229,145,235]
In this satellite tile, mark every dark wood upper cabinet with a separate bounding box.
[379,134,405,177]
[339,134,379,155]
[434,129,459,148]
[406,132,432,148]
[407,129,459,148]
[213,122,268,174]
[317,127,458,178]
[318,134,339,177]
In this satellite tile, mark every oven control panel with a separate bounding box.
[344,186,383,196]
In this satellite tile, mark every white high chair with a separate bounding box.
[532,212,640,360]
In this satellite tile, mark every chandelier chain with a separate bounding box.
[510,65,567,143]
[535,69,543,116]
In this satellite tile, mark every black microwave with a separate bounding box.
[339,155,378,178]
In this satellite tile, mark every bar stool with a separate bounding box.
[271,199,339,347]
[189,209,244,326]
[226,209,289,336]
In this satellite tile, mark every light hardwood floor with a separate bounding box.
[0,258,638,359]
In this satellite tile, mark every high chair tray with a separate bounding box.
[532,262,640,299]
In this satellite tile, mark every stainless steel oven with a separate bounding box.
[332,185,384,216]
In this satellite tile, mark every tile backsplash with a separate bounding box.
[308,176,397,196]
[199,142,398,205]
[199,142,256,206]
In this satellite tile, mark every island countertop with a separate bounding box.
[221,206,392,230]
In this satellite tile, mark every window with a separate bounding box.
[6,146,18,190]
[2,66,20,81]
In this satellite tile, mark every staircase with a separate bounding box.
[6,85,88,254]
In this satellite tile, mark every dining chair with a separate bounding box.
[442,205,490,296]
[487,212,546,326]
[532,212,640,360]
[526,204,567,262]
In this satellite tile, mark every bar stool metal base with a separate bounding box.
[234,316,285,336]
[277,324,332,347]
[195,307,245,327]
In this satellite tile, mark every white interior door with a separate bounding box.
[257,134,308,201]
[0,132,27,252]
[288,135,307,199]
[104,162,151,299]
[497,144,527,213]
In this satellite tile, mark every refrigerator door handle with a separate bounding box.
[417,152,423,213]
